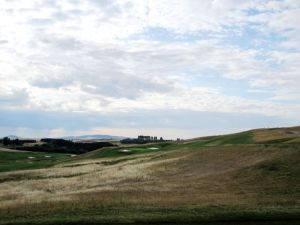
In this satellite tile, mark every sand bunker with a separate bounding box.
[119,149,131,152]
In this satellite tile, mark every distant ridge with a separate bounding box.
[1,134,128,141]
[61,134,128,141]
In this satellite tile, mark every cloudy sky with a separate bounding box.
[1,0,300,139]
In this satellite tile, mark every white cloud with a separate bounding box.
[0,38,299,118]
[0,0,300,131]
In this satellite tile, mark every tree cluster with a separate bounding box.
[0,137,36,146]
[120,136,165,144]
[16,138,114,154]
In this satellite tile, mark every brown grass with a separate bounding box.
[0,144,299,213]
[252,126,300,142]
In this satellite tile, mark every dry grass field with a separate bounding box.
[0,126,299,224]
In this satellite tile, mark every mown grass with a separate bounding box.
[176,132,254,151]
[78,142,177,160]
[0,150,70,172]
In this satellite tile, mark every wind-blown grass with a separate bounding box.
[0,127,299,224]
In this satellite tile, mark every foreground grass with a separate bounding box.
[0,201,299,225]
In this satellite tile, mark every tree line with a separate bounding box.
[0,137,36,146]
[1,137,114,154]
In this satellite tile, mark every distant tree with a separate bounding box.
[14,139,20,145]
[3,137,10,145]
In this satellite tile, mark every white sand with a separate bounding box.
[119,149,131,152]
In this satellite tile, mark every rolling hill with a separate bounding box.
[0,126,299,224]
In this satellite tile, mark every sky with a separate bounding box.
[1,0,300,139]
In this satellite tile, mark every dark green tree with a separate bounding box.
[3,137,10,145]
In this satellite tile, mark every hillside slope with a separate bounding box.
[0,127,299,224]
[188,125,300,145]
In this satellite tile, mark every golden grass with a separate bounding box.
[252,126,300,142]
[0,144,298,213]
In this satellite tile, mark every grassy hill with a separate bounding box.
[187,126,300,145]
[0,126,299,224]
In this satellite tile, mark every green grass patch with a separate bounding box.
[0,151,70,172]
[184,132,254,149]
[79,142,178,160]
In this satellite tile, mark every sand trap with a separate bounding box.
[28,156,35,159]
[45,156,51,158]
[119,149,131,152]
[148,147,159,150]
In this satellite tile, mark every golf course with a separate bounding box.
[0,126,299,224]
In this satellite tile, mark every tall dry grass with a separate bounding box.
[0,145,299,212]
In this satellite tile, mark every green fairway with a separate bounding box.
[0,149,71,172]
[76,142,177,160]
